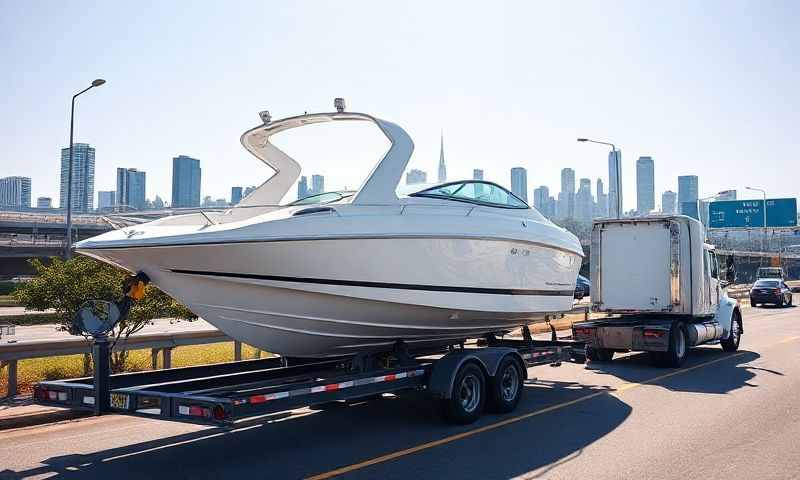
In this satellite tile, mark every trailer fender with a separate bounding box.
[427,348,525,400]
[714,296,740,339]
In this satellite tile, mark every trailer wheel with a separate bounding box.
[653,323,687,368]
[441,362,485,424]
[586,346,614,362]
[721,311,742,352]
[487,356,524,414]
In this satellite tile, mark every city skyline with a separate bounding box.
[2,2,797,209]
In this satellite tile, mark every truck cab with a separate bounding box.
[575,215,742,367]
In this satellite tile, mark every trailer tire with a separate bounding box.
[487,356,524,414]
[721,311,742,352]
[653,323,687,368]
[586,346,614,363]
[441,362,485,424]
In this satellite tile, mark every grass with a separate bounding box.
[0,295,19,307]
[0,342,269,397]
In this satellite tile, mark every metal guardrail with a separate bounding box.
[0,329,238,399]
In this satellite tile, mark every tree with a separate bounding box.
[15,257,196,371]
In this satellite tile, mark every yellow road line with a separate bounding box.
[306,351,747,480]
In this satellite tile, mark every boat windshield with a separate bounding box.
[409,181,529,209]
[288,191,356,206]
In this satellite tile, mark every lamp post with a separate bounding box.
[65,79,106,259]
[746,186,768,254]
[577,138,621,218]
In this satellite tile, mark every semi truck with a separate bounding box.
[572,215,743,367]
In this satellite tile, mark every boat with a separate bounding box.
[76,99,584,357]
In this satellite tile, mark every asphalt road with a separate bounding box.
[1,305,799,480]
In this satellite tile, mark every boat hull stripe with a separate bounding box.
[170,269,574,297]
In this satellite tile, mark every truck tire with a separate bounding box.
[586,346,614,362]
[441,362,485,424]
[487,356,524,414]
[721,311,742,352]
[778,295,785,307]
[653,323,687,368]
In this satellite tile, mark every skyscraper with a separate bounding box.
[0,176,31,209]
[636,156,655,215]
[116,168,146,210]
[406,169,427,185]
[36,197,52,209]
[608,149,622,218]
[437,132,447,183]
[533,186,549,213]
[297,176,308,199]
[60,143,95,212]
[97,190,116,211]
[595,179,608,217]
[678,175,699,215]
[510,167,528,202]
[662,190,677,214]
[558,168,575,219]
[231,186,243,205]
[171,155,201,208]
[472,169,484,180]
[311,175,324,195]
[575,178,594,222]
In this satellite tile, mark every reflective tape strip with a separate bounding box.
[83,396,95,405]
[178,405,190,415]
[244,368,426,405]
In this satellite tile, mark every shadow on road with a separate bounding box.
[585,349,777,395]
[0,380,632,480]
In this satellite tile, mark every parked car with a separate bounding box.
[574,274,591,300]
[750,279,793,307]
[756,267,785,280]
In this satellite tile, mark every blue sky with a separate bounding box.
[1,0,798,208]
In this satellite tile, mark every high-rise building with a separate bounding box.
[438,132,447,183]
[0,176,32,209]
[510,167,528,202]
[36,197,52,209]
[636,156,655,215]
[575,178,594,222]
[678,175,699,215]
[171,155,201,208]
[97,190,116,211]
[557,168,575,219]
[116,168,146,210]
[662,190,677,214]
[595,179,608,218]
[311,175,324,195]
[473,169,484,180]
[231,186,243,205]
[533,186,549,215]
[607,149,622,218]
[60,143,95,212]
[152,195,165,209]
[406,169,427,185]
[297,176,308,199]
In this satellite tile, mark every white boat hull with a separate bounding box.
[80,237,581,356]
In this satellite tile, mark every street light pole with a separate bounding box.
[746,186,768,254]
[577,138,621,218]
[64,79,106,259]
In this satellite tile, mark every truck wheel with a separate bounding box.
[721,311,742,352]
[778,296,785,307]
[586,346,614,362]
[441,362,485,424]
[487,356,524,414]
[653,323,687,368]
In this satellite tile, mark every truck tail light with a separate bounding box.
[643,330,666,338]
